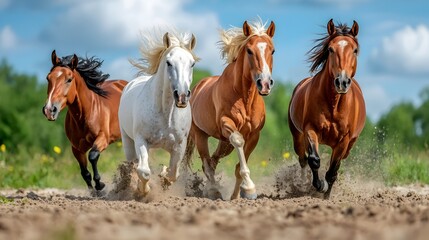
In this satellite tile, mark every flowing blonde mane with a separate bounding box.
[219,19,271,63]
[131,29,199,76]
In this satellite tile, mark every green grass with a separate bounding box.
[1,137,428,189]
[383,152,429,185]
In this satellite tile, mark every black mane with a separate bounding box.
[307,22,359,73]
[55,55,110,97]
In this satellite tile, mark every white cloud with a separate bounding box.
[369,25,429,76]
[39,0,222,75]
[0,26,17,49]
[267,0,367,8]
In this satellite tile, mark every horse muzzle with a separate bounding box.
[256,78,274,96]
[42,104,60,121]
[334,76,352,94]
[173,90,191,108]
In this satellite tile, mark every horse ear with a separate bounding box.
[327,19,336,35]
[350,20,359,37]
[163,32,171,48]
[266,21,275,38]
[243,21,252,37]
[51,50,60,66]
[188,34,196,50]
[70,54,78,70]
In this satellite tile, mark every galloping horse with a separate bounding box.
[43,50,127,191]
[288,19,366,199]
[184,20,276,200]
[119,31,197,195]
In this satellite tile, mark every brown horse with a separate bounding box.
[42,50,127,191]
[288,19,366,199]
[185,20,275,200]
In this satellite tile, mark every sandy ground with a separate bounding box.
[0,163,428,240]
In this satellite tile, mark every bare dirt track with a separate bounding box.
[1,165,429,240]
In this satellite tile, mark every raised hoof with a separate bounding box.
[95,181,106,191]
[240,187,257,200]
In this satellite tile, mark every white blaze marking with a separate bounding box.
[56,71,63,78]
[257,42,270,77]
[338,40,348,52]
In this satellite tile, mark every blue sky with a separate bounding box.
[0,0,428,121]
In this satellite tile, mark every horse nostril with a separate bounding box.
[52,106,57,113]
[187,90,191,98]
[173,90,179,99]
[347,78,351,85]
[270,79,274,86]
[256,79,262,89]
[42,106,46,115]
[334,78,340,88]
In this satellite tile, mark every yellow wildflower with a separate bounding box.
[0,144,6,153]
[283,152,290,159]
[53,146,62,155]
[116,141,122,147]
[261,160,268,167]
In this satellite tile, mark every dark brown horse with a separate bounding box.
[42,50,127,191]
[185,20,275,200]
[288,19,366,199]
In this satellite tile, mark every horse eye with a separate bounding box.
[328,47,334,53]
[191,62,195,68]
[166,61,172,67]
[271,49,275,55]
[66,78,72,83]
[247,48,253,55]
[353,48,358,54]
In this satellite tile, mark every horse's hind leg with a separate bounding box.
[193,127,222,199]
[121,130,137,162]
[72,147,93,189]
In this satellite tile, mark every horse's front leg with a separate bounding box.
[89,135,109,191]
[221,117,256,200]
[324,136,355,199]
[134,138,151,195]
[160,140,187,188]
[306,130,328,193]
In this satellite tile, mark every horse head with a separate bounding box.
[162,32,197,108]
[325,19,359,94]
[242,21,275,96]
[43,50,79,121]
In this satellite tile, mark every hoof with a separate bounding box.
[240,187,257,200]
[206,187,223,200]
[137,180,151,196]
[317,179,329,193]
[95,182,106,191]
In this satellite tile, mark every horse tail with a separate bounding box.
[183,134,195,171]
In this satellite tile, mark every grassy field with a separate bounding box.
[1,133,428,190]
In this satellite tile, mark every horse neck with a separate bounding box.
[67,72,97,121]
[150,67,175,114]
[227,54,259,106]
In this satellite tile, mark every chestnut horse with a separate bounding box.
[288,19,366,199]
[43,50,127,191]
[184,20,275,200]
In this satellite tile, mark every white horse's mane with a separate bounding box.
[219,19,272,64]
[131,28,199,76]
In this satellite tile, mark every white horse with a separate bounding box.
[119,31,197,195]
